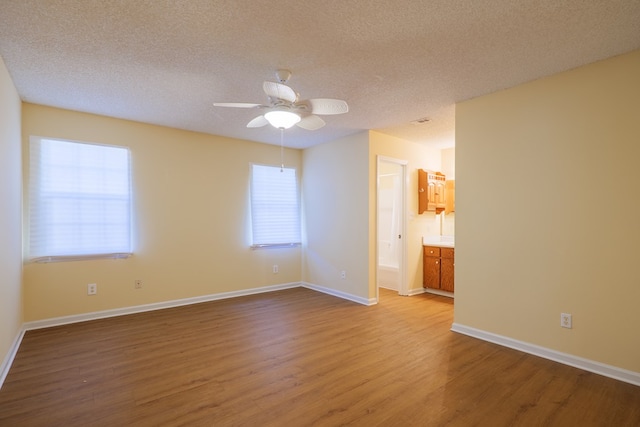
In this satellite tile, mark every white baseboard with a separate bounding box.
[451,323,640,387]
[423,288,454,298]
[302,282,375,306]
[0,327,25,390]
[406,287,455,298]
[23,282,302,331]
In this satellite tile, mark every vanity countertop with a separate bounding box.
[422,235,454,248]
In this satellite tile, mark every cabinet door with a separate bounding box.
[445,180,455,213]
[435,181,446,209]
[418,169,428,214]
[440,257,455,292]
[427,182,436,212]
[423,254,441,289]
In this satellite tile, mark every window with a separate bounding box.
[29,137,132,262]
[250,164,301,247]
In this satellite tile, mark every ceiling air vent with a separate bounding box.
[410,117,431,125]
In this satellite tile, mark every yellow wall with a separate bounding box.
[441,147,455,179]
[455,50,640,372]
[302,132,371,300]
[302,130,448,301]
[0,56,23,368]
[369,131,443,295]
[22,104,302,321]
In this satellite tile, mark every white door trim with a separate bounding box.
[376,155,409,298]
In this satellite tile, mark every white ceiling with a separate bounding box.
[1,1,639,149]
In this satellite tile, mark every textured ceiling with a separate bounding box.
[1,1,639,149]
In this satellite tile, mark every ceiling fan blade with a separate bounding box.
[307,98,349,115]
[263,81,297,103]
[296,115,325,130]
[247,115,269,128]
[213,102,261,108]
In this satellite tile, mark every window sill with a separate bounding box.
[29,253,132,263]
[251,243,301,250]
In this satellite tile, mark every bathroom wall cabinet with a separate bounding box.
[418,169,446,214]
[445,180,455,213]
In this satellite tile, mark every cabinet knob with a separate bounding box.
[435,261,439,264]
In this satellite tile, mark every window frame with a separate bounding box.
[249,163,301,249]
[28,136,133,263]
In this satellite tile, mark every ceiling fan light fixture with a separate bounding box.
[264,110,301,129]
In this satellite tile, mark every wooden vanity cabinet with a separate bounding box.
[440,248,455,292]
[423,246,455,292]
[423,246,441,288]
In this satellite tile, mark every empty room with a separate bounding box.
[1,1,639,425]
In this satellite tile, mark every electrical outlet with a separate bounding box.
[273,265,279,274]
[87,283,97,295]
[134,279,143,289]
[561,313,572,329]
[340,271,346,279]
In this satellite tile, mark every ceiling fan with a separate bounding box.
[213,69,348,131]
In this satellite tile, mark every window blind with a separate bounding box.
[250,164,301,247]
[29,137,132,261]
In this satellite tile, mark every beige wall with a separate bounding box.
[301,130,447,300]
[441,147,455,179]
[369,131,443,295]
[455,50,640,372]
[302,132,371,300]
[19,105,447,322]
[0,56,23,368]
[22,104,302,321]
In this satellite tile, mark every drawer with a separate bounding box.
[424,246,441,257]
[441,248,455,259]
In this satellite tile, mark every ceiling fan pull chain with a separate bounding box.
[280,128,285,172]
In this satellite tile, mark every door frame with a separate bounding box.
[376,155,409,299]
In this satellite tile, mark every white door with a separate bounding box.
[376,156,408,298]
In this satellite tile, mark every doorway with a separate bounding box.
[376,156,408,299]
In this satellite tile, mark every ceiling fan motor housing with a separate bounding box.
[275,69,292,84]
[214,69,347,132]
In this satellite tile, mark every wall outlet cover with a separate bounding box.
[561,313,572,329]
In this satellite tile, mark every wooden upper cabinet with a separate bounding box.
[433,178,446,214]
[418,169,428,214]
[445,180,455,214]
[418,169,446,214]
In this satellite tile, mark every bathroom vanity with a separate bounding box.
[422,236,454,295]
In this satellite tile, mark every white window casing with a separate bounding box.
[250,163,301,248]
[28,137,132,262]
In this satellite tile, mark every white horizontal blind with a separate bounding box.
[250,164,301,247]
[29,137,132,261]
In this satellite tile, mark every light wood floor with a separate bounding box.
[1,288,639,426]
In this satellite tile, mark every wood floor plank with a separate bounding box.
[0,287,639,426]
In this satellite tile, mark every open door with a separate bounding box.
[376,156,408,299]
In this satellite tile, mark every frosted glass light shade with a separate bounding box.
[264,110,301,129]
